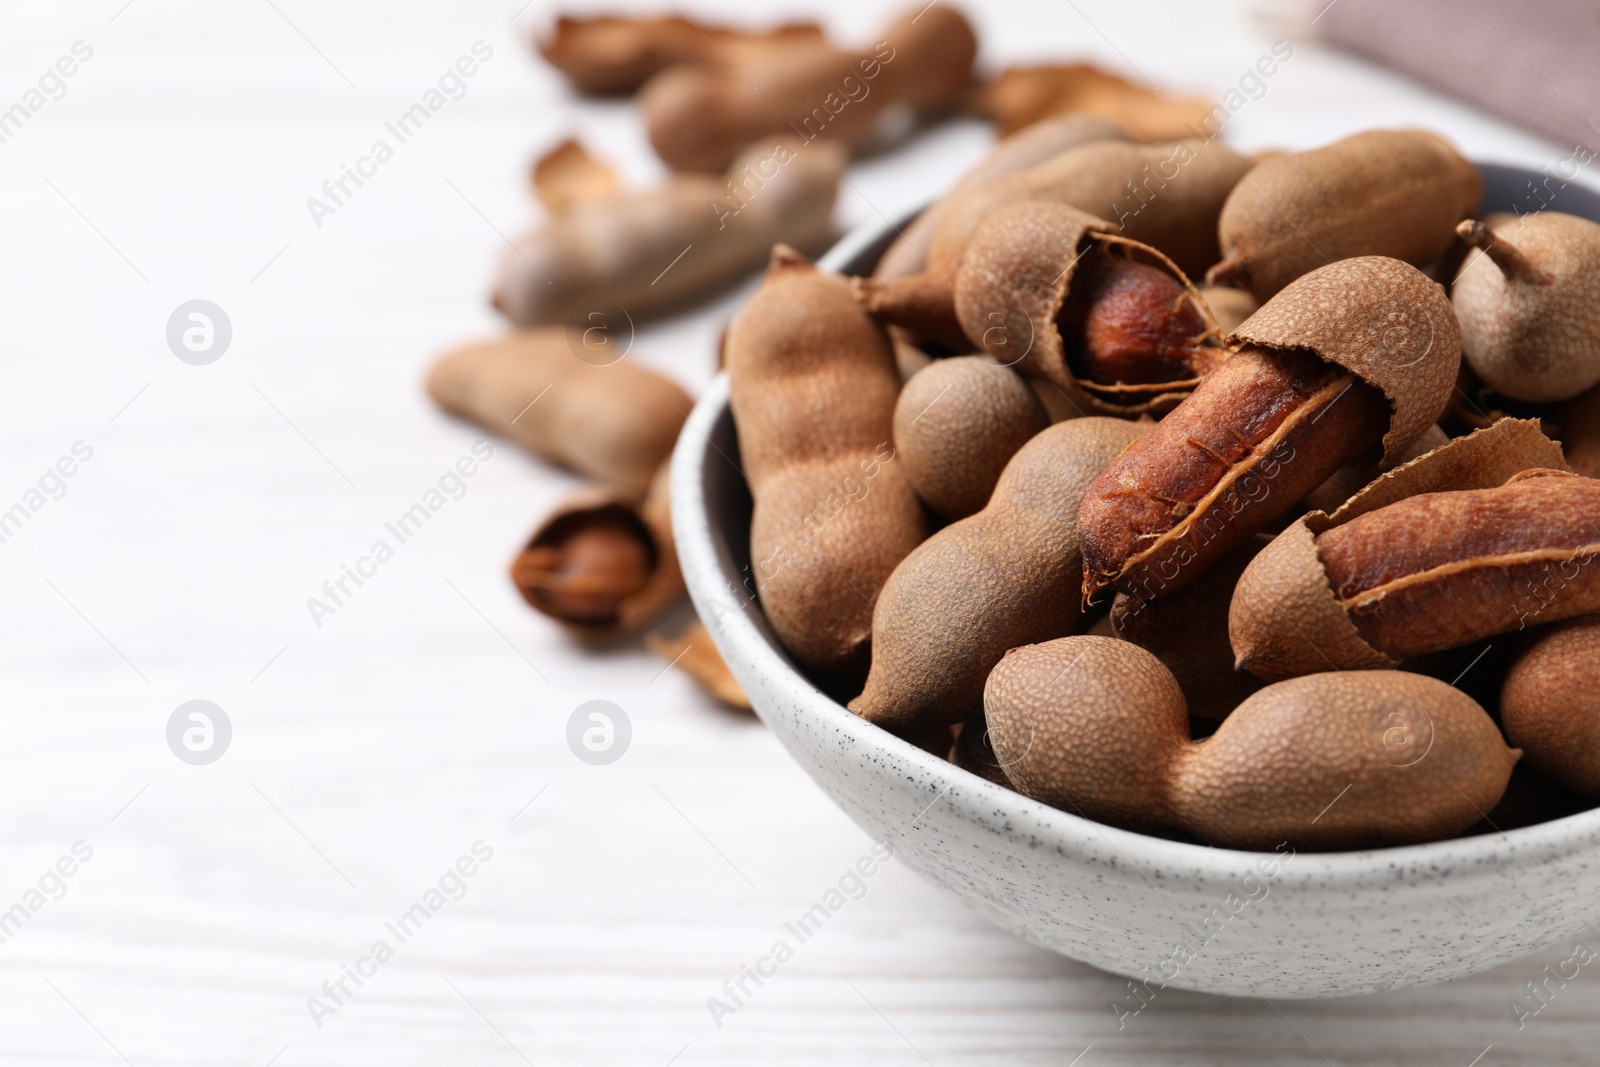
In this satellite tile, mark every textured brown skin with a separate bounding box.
[860,139,1253,344]
[510,462,683,642]
[1229,418,1574,681]
[1557,382,1600,478]
[1174,672,1518,851]
[1454,212,1600,403]
[874,113,1125,283]
[1228,257,1461,463]
[850,418,1144,732]
[1303,424,1449,516]
[1502,614,1600,797]
[494,138,843,326]
[1078,345,1390,604]
[426,330,690,493]
[537,16,826,96]
[639,5,976,172]
[1207,129,1481,302]
[952,712,1013,788]
[984,637,1517,850]
[892,357,1049,520]
[1317,473,1600,659]
[1111,535,1268,720]
[726,248,928,686]
[953,202,1223,414]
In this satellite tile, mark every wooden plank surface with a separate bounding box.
[1,1,1595,1063]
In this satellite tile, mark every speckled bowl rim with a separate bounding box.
[672,162,1600,891]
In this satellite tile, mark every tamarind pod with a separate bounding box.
[953,201,1224,414]
[1171,671,1517,851]
[892,356,1049,520]
[856,139,1254,345]
[1502,614,1600,798]
[726,247,928,687]
[850,418,1144,732]
[952,712,1015,789]
[1314,473,1600,659]
[1207,129,1481,302]
[510,461,682,641]
[536,16,826,96]
[494,138,845,327]
[645,620,751,709]
[1078,256,1461,603]
[984,637,1517,851]
[639,5,977,173]
[873,113,1126,282]
[1078,346,1390,604]
[1229,418,1573,682]
[1196,284,1256,335]
[426,330,689,493]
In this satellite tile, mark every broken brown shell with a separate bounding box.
[1229,418,1571,681]
[953,200,1224,415]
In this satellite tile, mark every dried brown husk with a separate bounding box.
[1229,418,1572,681]
[646,620,751,709]
[511,462,683,642]
[973,63,1215,141]
[952,201,1223,415]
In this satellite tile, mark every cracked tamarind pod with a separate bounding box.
[426,329,690,494]
[1077,256,1460,606]
[726,246,928,689]
[1206,129,1481,303]
[511,461,683,642]
[856,138,1254,349]
[1228,418,1578,681]
[639,4,977,174]
[849,417,1145,734]
[494,137,844,327]
[954,201,1226,416]
[983,636,1518,851]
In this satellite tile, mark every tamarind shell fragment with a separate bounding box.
[1229,418,1574,681]
[511,462,684,642]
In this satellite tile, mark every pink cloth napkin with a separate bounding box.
[1320,0,1600,151]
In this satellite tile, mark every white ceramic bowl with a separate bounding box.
[670,165,1600,999]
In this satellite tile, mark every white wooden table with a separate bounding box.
[2,1,1596,1063]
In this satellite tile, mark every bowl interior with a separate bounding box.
[690,160,1600,861]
